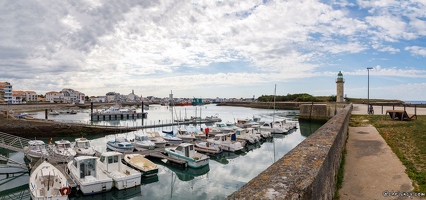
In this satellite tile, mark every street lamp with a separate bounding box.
[367,67,373,114]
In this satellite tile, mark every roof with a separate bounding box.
[100,151,122,157]
[46,91,60,94]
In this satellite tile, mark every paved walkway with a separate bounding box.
[339,126,416,199]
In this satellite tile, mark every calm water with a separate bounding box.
[0,104,323,200]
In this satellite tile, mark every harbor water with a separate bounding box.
[0,104,323,200]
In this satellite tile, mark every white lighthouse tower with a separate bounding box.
[336,71,345,102]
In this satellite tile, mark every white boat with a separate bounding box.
[29,161,70,200]
[176,127,196,142]
[48,110,60,115]
[234,128,258,144]
[259,121,289,134]
[123,154,159,177]
[195,141,222,155]
[207,133,244,152]
[146,131,167,148]
[162,131,184,145]
[67,156,113,195]
[132,132,155,150]
[23,140,48,161]
[74,138,96,156]
[51,139,76,162]
[165,143,210,169]
[106,137,135,153]
[97,152,142,190]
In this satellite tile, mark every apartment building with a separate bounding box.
[0,82,12,104]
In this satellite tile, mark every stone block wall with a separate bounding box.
[228,104,352,200]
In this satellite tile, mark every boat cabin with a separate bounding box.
[71,156,98,179]
[55,140,72,149]
[75,138,91,148]
[98,152,122,172]
[28,140,46,151]
[172,143,196,158]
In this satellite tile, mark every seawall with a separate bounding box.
[299,103,348,122]
[228,104,353,200]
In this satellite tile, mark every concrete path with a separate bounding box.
[339,126,415,200]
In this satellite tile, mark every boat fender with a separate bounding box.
[60,186,71,195]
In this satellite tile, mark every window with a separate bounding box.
[100,156,105,163]
[176,146,182,151]
[73,161,77,168]
[190,145,193,150]
[108,156,113,164]
[114,156,119,163]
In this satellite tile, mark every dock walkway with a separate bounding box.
[338,126,413,199]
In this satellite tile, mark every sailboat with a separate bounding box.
[260,84,289,134]
[29,161,70,199]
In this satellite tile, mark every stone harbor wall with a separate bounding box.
[228,104,352,200]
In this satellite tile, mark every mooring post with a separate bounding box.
[45,109,48,120]
[141,101,144,126]
[90,102,93,121]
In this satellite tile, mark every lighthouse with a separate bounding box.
[336,71,345,102]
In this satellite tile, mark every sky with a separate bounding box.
[1,0,426,101]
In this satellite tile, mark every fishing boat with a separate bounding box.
[67,156,113,195]
[106,137,135,153]
[97,152,142,190]
[23,140,48,161]
[51,139,77,162]
[29,161,70,200]
[146,131,167,148]
[74,138,96,156]
[132,132,155,150]
[207,133,244,152]
[165,143,210,168]
[194,141,222,155]
[123,154,159,177]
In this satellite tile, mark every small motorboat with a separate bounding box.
[195,141,222,155]
[146,131,167,148]
[165,143,210,169]
[97,152,142,190]
[123,154,159,177]
[74,138,96,156]
[132,132,155,150]
[29,161,70,200]
[67,156,113,195]
[23,140,49,161]
[106,137,135,153]
[51,139,77,162]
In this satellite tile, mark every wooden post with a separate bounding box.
[90,102,93,121]
[45,109,48,120]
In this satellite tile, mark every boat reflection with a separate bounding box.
[141,175,159,185]
[69,187,141,200]
[210,151,242,165]
[0,178,30,200]
[155,160,210,182]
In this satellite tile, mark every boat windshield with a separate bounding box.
[141,136,149,141]
[77,142,90,148]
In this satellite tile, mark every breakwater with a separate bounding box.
[228,104,352,199]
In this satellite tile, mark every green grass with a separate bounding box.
[350,115,426,191]
[334,141,347,199]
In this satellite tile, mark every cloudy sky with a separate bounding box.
[1,0,425,101]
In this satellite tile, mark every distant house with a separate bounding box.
[106,92,120,102]
[61,88,85,104]
[90,96,106,103]
[45,91,64,103]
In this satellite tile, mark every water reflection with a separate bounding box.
[0,105,325,200]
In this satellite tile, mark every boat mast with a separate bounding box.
[273,84,276,127]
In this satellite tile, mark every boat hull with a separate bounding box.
[112,174,141,190]
[106,143,134,153]
[165,149,209,169]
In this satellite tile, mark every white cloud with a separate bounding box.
[405,46,426,57]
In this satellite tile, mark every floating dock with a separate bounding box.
[90,112,147,121]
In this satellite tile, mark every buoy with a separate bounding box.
[60,186,71,195]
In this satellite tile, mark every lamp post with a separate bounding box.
[367,67,373,114]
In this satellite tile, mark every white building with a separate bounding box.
[106,92,119,102]
[90,96,106,103]
[45,91,65,103]
[61,88,85,104]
